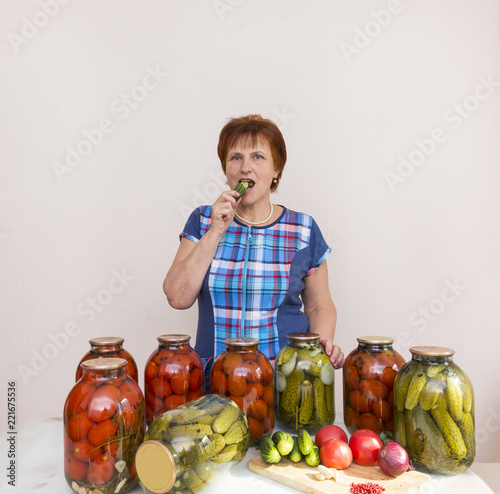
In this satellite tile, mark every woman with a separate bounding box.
[164,114,344,386]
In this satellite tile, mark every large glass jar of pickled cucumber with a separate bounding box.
[210,338,274,446]
[135,395,250,494]
[275,333,335,433]
[343,336,405,435]
[394,346,475,475]
[75,337,139,383]
[64,358,145,494]
[144,334,204,425]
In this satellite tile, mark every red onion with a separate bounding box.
[377,442,414,477]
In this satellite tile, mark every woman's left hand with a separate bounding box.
[319,338,345,369]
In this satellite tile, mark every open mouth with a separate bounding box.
[239,179,255,189]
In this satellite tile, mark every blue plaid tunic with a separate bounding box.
[181,205,331,363]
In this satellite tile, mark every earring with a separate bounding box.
[272,178,278,184]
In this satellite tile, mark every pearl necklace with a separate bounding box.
[235,203,274,226]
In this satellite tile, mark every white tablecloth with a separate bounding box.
[2,417,495,493]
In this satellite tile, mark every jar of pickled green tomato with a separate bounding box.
[75,337,139,383]
[135,395,250,494]
[394,346,475,475]
[343,336,405,435]
[211,338,274,445]
[64,358,145,494]
[275,333,335,433]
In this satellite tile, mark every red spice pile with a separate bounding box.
[350,482,386,494]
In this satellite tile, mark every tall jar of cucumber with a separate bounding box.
[135,395,250,494]
[275,333,335,433]
[394,346,475,475]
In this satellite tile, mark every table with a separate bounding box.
[3,417,496,493]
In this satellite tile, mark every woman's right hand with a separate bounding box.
[210,189,240,237]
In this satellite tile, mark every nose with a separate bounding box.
[241,156,252,173]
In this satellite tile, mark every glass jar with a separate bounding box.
[275,333,335,433]
[75,337,139,383]
[210,338,274,445]
[144,334,204,425]
[394,346,475,475]
[135,394,250,494]
[343,336,405,435]
[63,358,145,494]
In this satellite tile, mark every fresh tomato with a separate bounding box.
[319,438,352,469]
[349,429,383,466]
[87,385,122,422]
[315,424,348,448]
[87,453,115,485]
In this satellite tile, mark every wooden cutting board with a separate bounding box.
[247,456,431,494]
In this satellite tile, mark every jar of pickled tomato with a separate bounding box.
[75,337,138,383]
[343,336,406,435]
[210,338,274,445]
[64,358,145,494]
[144,334,204,425]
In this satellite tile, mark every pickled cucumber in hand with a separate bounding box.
[234,180,251,200]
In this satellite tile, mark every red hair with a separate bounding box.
[217,114,287,192]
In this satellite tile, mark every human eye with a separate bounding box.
[229,154,241,161]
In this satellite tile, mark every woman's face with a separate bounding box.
[225,137,277,207]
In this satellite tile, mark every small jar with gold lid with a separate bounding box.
[135,394,250,494]
[75,337,139,383]
[394,346,475,475]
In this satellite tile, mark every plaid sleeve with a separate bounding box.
[306,218,332,276]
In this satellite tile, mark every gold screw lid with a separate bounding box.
[287,332,320,341]
[157,334,191,344]
[135,440,177,493]
[410,346,455,357]
[224,337,260,346]
[89,336,125,346]
[357,336,394,345]
[80,357,127,371]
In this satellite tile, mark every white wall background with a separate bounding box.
[1,0,499,466]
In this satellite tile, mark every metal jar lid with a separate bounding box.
[157,334,191,344]
[224,337,260,346]
[410,346,455,357]
[80,357,127,371]
[89,336,125,346]
[357,336,394,345]
[135,440,177,493]
[286,332,320,341]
